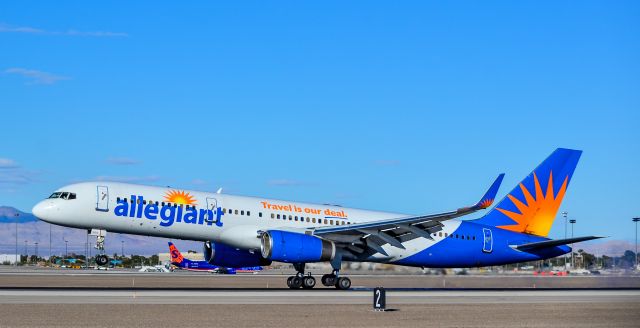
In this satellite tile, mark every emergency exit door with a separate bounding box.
[482,228,493,253]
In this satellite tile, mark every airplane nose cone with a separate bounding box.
[32,200,56,221]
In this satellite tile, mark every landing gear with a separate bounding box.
[302,276,316,289]
[91,229,109,268]
[286,263,351,290]
[321,271,351,290]
[95,254,109,266]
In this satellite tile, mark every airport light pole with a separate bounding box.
[34,242,38,263]
[64,240,68,265]
[562,211,568,269]
[24,240,28,264]
[49,224,52,266]
[633,218,640,270]
[14,213,18,266]
[121,240,124,258]
[570,219,576,269]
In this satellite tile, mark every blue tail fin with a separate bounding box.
[473,148,582,237]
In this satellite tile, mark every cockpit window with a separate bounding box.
[48,192,76,200]
[49,192,62,199]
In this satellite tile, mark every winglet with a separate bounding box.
[474,173,505,209]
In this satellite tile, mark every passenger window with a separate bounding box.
[312,218,316,223]
[277,214,281,219]
[117,197,121,202]
[306,217,310,222]
[161,202,165,206]
[247,211,251,216]
[439,232,442,237]
[143,200,147,205]
[288,215,292,221]
[294,216,298,221]
[241,210,244,215]
[271,213,274,219]
[235,210,238,215]
[124,198,128,203]
[324,219,328,224]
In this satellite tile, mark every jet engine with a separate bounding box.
[260,230,335,263]
[203,241,271,268]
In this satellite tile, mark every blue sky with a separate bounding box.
[1,2,638,243]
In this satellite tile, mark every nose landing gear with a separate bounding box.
[90,229,109,268]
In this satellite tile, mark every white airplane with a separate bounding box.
[32,148,601,289]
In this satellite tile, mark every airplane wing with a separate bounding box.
[513,236,605,252]
[312,174,505,256]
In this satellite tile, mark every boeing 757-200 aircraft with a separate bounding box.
[33,148,601,289]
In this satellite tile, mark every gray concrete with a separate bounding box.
[1,268,639,289]
[0,289,638,304]
[0,302,638,328]
[1,268,639,327]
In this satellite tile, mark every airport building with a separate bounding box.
[0,254,19,264]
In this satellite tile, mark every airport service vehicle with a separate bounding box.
[169,242,262,274]
[33,148,601,289]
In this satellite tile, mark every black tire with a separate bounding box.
[322,274,336,287]
[290,276,303,289]
[95,255,108,266]
[287,276,294,288]
[335,277,351,290]
[302,276,316,289]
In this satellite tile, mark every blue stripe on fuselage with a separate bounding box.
[394,221,569,268]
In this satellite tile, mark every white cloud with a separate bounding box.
[105,157,140,165]
[0,158,19,169]
[5,68,70,85]
[0,23,128,37]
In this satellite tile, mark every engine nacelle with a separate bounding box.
[203,241,271,268]
[260,230,335,263]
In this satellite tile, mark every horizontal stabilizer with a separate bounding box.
[514,236,605,252]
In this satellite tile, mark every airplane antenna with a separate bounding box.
[216,188,223,194]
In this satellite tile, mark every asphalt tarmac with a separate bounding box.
[1,268,639,327]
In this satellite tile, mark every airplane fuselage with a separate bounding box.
[33,181,568,268]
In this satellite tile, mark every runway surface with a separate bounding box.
[1,289,638,304]
[1,269,639,327]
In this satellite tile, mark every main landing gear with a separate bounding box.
[286,263,351,290]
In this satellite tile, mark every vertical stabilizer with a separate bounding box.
[473,148,582,237]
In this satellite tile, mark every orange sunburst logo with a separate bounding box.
[496,171,568,237]
[479,198,494,209]
[164,190,198,206]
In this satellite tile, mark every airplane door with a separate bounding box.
[205,197,218,223]
[482,228,493,253]
[96,186,109,212]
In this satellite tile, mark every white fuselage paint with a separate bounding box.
[32,182,458,262]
